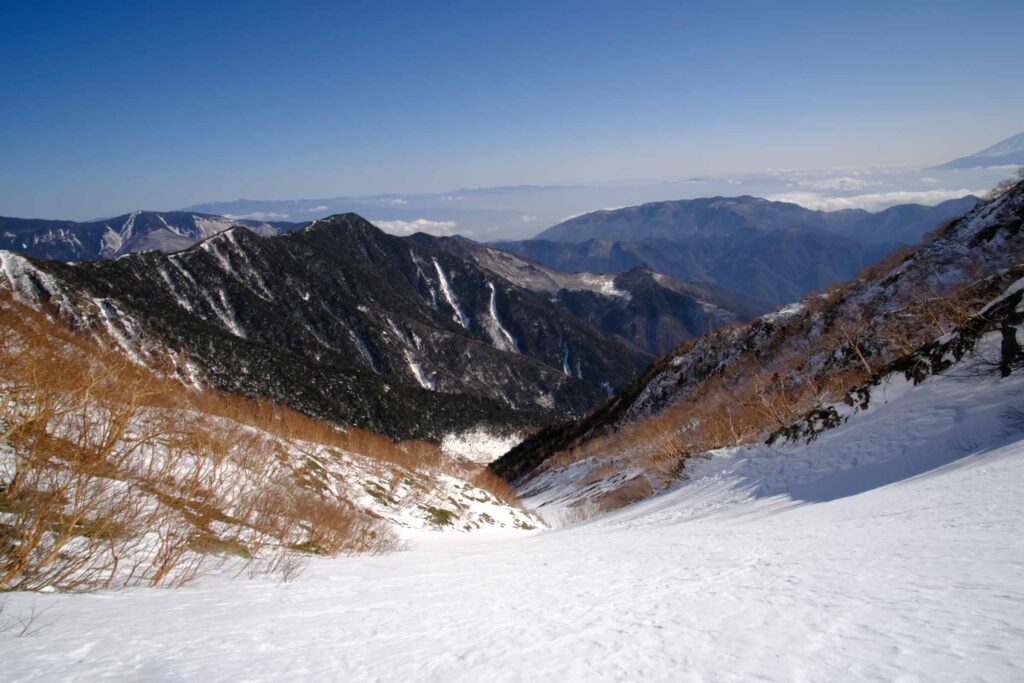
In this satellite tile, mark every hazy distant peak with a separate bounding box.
[934,132,1024,170]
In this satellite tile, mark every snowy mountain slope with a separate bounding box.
[0,210,301,261]
[0,214,651,440]
[3,364,1022,680]
[520,285,1024,516]
[934,131,1024,170]
[0,293,542,593]
[419,234,754,354]
[492,178,1024,488]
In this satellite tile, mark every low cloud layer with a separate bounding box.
[795,176,881,192]
[767,188,984,212]
[372,217,462,236]
[224,211,291,221]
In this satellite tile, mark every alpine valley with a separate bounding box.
[4,4,1024,678]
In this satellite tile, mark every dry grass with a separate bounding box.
[535,249,1024,514]
[1,291,521,591]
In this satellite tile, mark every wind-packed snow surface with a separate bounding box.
[4,369,1024,681]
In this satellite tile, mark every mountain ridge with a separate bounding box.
[494,194,977,309]
[0,213,653,441]
[0,210,302,262]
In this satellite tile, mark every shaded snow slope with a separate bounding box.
[3,365,1023,680]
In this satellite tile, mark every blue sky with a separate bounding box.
[2,0,1022,219]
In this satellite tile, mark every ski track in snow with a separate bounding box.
[4,369,1024,680]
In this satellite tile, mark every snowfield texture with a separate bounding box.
[3,361,1023,680]
[440,428,524,464]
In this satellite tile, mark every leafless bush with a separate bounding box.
[532,244,1023,509]
[0,293,407,591]
[556,503,600,527]
[984,167,1024,202]
[1002,405,1024,436]
[0,599,55,638]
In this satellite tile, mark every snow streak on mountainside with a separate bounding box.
[0,214,650,440]
[421,234,752,355]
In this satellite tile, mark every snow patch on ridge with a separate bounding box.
[577,273,628,298]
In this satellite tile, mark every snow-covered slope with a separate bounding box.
[492,178,1024,485]
[935,131,1024,170]
[3,353,1023,680]
[522,302,1024,516]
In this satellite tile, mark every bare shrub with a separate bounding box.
[0,599,56,638]
[557,503,600,527]
[984,167,1024,201]
[1002,405,1024,436]
[0,293,408,591]
[528,247,1024,512]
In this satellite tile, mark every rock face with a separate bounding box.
[0,214,653,440]
[496,195,977,309]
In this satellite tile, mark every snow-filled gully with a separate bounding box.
[3,369,1023,681]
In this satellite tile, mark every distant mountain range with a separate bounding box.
[0,210,297,261]
[2,194,978,317]
[933,131,1024,170]
[532,195,977,246]
[493,195,977,309]
[0,188,999,450]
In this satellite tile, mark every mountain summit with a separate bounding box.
[933,131,1024,170]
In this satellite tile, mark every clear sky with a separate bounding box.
[2,0,1022,219]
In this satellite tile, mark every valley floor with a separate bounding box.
[4,373,1024,681]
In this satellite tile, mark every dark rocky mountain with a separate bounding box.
[830,198,978,245]
[933,131,1024,170]
[494,232,884,310]
[417,235,757,355]
[0,210,300,261]
[0,214,652,440]
[495,195,976,309]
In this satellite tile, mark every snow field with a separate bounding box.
[4,367,1023,680]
